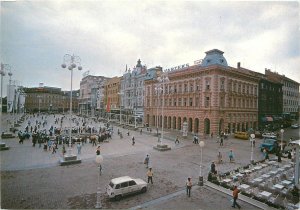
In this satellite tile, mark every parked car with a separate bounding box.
[260,138,278,153]
[291,124,299,129]
[261,132,277,139]
[234,132,249,140]
[106,176,147,200]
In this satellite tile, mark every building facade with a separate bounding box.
[104,76,121,120]
[120,59,162,125]
[265,69,299,120]
[79,75,108,117]
[144,49,260,136]
[258,78,283,130]
[24,86,79,113]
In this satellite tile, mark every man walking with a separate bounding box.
[232,185,241,209]
[144,154,150,168]
[186,177,192,197]
[175,136,180,145]
[220,136,224,146]
[77,142,82,155]
[147,168,153,184]
[211,161,217,174]
[229,150,234,162]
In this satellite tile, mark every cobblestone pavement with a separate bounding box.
[1,113,298,209]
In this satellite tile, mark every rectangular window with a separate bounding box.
[184,84,188,92]
[206,81,210,90]
[184,98,187,106]
[190,84,193,92]
[220,96,224,108]
[189,98,193,106]
[220,80,225,90]
[195,97,199,107]
[179,98,182,106]
[205,97,210,107]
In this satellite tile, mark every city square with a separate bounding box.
[1,113,299,209]
[1,1,300,210]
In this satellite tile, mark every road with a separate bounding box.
[1,113,299,209]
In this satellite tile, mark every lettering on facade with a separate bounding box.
[164,63,189,73]
[194,59,203,65]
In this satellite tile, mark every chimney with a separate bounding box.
[237,62,241,68]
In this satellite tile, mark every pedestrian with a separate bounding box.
[232,185,241,209]
[62,145,66,155]
[144,154,150,168]
[220,137,224,146]
[186,177,192,197]
[211,132,213,139]
[52,143,57,154]
[277,149,282,162]
[263,148,269,160]
[140,129,142,135]
[175,135,180,145]
[288,151,292,159]
[217,151,223,163]
[211,161,217,174]
[229,150,234,162]
[132,136,135,146]
[193,135,197,144]
[127,130,130,136]
[147,168,153,184]
[77,142,82,155]
[96,145,101,155]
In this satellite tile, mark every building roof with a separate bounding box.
[201,49,228,67]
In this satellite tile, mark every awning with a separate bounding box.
[266,117,273,122]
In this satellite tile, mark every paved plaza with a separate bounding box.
[0,113,299,209]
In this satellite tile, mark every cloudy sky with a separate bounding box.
[1,0,299,96]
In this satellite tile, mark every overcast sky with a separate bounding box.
[1,0,299,96]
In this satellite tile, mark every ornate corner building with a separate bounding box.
[144,49,261,136]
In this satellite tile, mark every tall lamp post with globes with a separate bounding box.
[198,140,205,186]
[153,73,171,151]
[118,92,123,126]
[1,63,11,144]
[250,133,255,164]
[280,129,284,151]
[157,73,169,145]
[37,95,41,114]
[60,54,82,165]
[154,84,162,142]
[95,154,103,209]
[7,70,14,128]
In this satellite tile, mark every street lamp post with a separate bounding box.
[157,74,169,145]
[37,95,41,114]
[154,85,161,141]
[118,92,123,125]
[95,154,103,209]
[7,70,14,128]
[61,54,82,156]
[250,133,255,164]
[198,141,205,186]
[1,63,10,137]
[280,129,284,151]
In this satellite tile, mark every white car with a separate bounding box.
[106,176,147,200]
[291,124,299,129]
